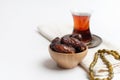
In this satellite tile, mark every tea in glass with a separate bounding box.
[72,13,92,43]
[72,12,102,48]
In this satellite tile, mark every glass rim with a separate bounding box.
[72,12,91,16]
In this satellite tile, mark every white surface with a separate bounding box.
[0,0,120,80]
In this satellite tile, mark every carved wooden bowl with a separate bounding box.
[49,47,88,69]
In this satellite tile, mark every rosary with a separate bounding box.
[89,49,120,80]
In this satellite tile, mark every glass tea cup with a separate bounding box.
[72,12,102,48]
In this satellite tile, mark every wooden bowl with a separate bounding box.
[49,47,88,69]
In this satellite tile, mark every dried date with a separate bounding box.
[61,34,86,52]
[61,36,81,48]
[70,33,82,41]
[51,37,60,44]
[51,44,76,53]
[50,37,76,53]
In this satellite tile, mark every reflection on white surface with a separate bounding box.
[0,0,120,80]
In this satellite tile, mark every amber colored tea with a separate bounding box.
[72,13,92,42]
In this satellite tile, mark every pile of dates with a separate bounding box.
[50,34,86,53]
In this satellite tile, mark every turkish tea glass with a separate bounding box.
[72,12,102,48]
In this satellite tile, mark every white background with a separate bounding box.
[0,0,120,80]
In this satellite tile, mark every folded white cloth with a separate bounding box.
[38,24,120,77]
[38,24,73,42]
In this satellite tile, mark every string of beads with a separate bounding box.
[89,49,120,80]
